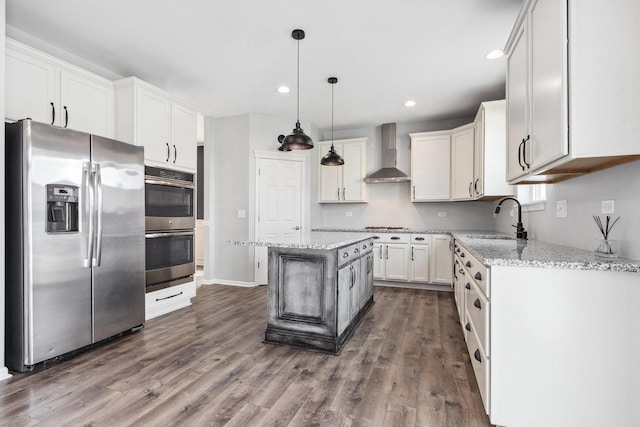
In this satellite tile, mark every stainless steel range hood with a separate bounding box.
[364,123,411,183]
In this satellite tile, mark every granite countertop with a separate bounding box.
[311,228,640,273]
[227,231,373,250]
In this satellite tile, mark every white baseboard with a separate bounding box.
[0,367,12,382]
[200,278,259,288]
[374,280,453,292]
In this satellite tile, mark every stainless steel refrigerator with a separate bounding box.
[5,120,145,372]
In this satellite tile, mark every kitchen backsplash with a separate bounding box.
[494,159,640,260]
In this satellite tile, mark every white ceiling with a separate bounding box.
[5,0,523,131]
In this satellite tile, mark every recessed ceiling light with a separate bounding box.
[277,86,290,94]
[486,49,504,59]
[404,100,416,107]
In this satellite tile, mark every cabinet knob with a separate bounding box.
[363,244,367,250]
[465,323,471,332]
[474,272,482,281]
[354,248,359,254]
[465,283,471,290]
[460,252,465,258]
[465,261,471,268]
[474,349,482,363]
[473,298,482,310]
[343,252,349,258]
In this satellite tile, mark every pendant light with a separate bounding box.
[321,77,344,166]
[278,29,313,151]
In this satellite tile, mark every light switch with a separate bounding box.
[556,200,567,218]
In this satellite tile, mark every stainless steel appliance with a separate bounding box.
[144,166,195,231]
[144,166,195,292]
[5,120,145,372]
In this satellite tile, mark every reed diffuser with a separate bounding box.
[593,215,620,257]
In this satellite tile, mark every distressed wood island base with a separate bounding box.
[265,236,375,354]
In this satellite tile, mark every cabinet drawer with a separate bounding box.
[455,242,490,296]
[410,233,431,244]
[338,242,366,267]
[357,239,374,256]
[371,233,410,244]
[145,280,196,320]
[465,310,490,414]
[465,279,490,356]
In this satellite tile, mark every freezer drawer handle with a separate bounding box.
[156,291,183,302]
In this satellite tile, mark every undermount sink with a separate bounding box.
[465,234,515,240]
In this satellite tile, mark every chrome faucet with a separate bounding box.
[495,197,528,240]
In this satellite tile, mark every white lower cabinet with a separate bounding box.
[453,239,640,426]
[430,235,453,284]
[409,242,430,282]
[145,280,196,321]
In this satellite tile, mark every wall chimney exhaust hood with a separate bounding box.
[364,123,411,183]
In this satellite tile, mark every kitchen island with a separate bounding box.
[229,232,375,354]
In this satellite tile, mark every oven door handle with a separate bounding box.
[145,231,195,238]
[144,177,195,189]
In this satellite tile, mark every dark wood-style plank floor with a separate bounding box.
[0,285,492,426]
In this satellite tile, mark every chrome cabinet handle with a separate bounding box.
[411,247,414,261]
[64,106,69,128]
[50,102,55,125]
[386,245,389,260]
[156,291,183,302]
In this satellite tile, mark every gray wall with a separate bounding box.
[494,160,640,260]
[204,114,317,284]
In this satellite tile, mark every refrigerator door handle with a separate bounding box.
[82,162,94,268]
[93,163,103,267]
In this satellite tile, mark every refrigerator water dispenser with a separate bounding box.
[46,184,79,233]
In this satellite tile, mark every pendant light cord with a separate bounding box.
[296,38,300,123]
[331,82,335,149]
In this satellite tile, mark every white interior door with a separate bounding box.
[255,157,303,284]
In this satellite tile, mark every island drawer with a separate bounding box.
[465,278,490,356]
[465,309,490,413]
[338,240,371,267]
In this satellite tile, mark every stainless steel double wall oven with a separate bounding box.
[145,166,195,292]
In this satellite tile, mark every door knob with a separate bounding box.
[293,226,300,230]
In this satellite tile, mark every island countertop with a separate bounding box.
[227,231,374,250]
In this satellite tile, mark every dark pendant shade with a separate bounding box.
[279,121,314,151]
[321,144,344,165]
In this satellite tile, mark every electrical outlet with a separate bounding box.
[237,209,246,218]
[602,200,615,214]
[438,212,446,217]
[556,200,567,218]
[345,211,353,217]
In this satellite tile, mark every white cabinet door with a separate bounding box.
[137,87,172,165]
[473,116,485,198]
[384,243,409,281]
[528,0,568,170]
[60,69,114,138]
[451,125,475,200]
[506,22,529,181]
[319,143,343,202]
[372,243,384,280]
[170,103,198,170]
[409,244,430,282]
[410,132,451,201]
[349,261,361,320]
[5,45,58,124]
[318,138,367,203]
[342,142,366,201]
[430,235,453,285]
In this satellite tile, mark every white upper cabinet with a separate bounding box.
[474,101,515,199]
[410,131,451,202]
[505,0,640,184]
[5,39,114,138]
[451,123,475,200]
[318,138,368,203]
[114,77,198,171]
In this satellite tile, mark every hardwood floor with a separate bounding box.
[0,285,492,426]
